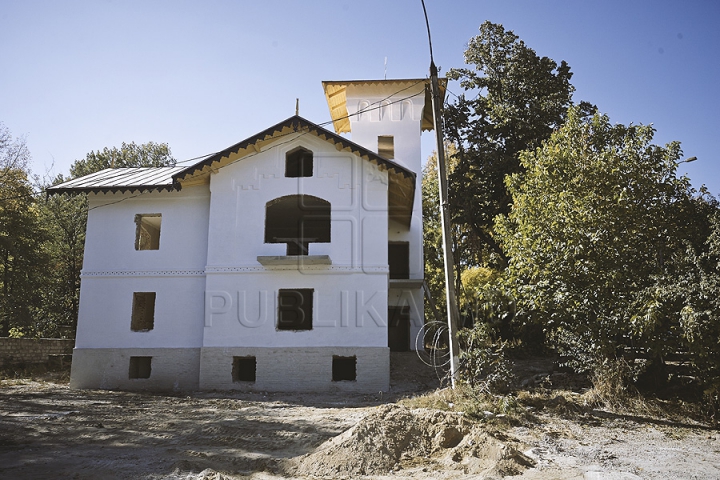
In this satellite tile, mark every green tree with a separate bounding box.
[678,213,720,405]
[37,175,87,337]
[496,107,712,383]
[423,147,494,328]
[38,141,177,337]
[70,141,175,178]
[0,124,48,337]
[444,21,592,268]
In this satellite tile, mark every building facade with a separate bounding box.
[50,79,439,392]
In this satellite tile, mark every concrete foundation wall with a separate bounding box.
[69,347,201,391]
[199,346,389,392]
[0,338,74,366]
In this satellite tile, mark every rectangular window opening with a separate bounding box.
[129,356,152,379]
[378,135,394,159]
[277,289,313,330]
[131,292,156,331]
[135,214,162,250]
[232,356,256,382]
[332,356,357,381]
[388,242,410,279]
[285,148,313,177]
[388,306,411,352]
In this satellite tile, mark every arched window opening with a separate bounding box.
[265,195,331,255]
[285,147,313,178]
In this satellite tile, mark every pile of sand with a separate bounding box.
[292,404,534,477]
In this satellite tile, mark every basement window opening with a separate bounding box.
[128,356,152,379]
[135,214,161,250]
[265,195,330,256]
[285,147,313,177]
[378,135,394,159]
[277,289,313,330]
[332,356,357,381]
[131,292,156,331]
[232,356,256,382]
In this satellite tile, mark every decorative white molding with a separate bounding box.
[205,264,388,274]
[257,255,332,266]
[81,270,206,278]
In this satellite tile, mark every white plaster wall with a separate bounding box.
[205,134,389,269]
[344,81,427,343]
[201,134,392,350]
[203,271,388,348]
[344,82,426,175]
[83,186,210,272]
[76,185,210,350]
[74,275,206,349]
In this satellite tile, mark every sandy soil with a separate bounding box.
[1,354,718,479]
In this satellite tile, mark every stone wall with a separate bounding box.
[0,338,74,367]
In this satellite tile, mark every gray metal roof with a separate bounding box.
[47,167,187,195]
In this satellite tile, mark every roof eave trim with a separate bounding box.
[172,115,416,183]
[46,183,181,196]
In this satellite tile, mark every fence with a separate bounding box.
[0,338,74,367]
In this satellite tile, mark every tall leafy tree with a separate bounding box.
[496,107,714,382]
[70,141,175,178]
[423,146,487,325]
[444,21,592,267]
[37,141,176,337]
[0,124,48,337]
[37,175,88,337]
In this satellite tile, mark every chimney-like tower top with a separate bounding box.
[322,79,445,135]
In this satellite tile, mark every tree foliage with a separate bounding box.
[70,141,175,178]
[497,107,719,387]
[444,21,592,267]
[0,125,177,338]
[0,124,48,337]
[36,176,88,337]
[36,140,177,337]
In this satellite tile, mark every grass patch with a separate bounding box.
[400,385,529,425]
[401,381,717,429]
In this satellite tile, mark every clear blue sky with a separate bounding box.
[2,0,718,195]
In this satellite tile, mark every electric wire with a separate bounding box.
[0,79,432,205]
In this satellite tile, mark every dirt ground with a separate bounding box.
[1,354,719,480]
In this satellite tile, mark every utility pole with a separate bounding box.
[428,61,461,388]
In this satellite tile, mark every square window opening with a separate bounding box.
[378,135,394,159]
[129,356,152,379]
[285,147,313,177]
[135,214,162,250]
[131,292,156,331]
[332,356,357,381]
[232,356,256,382]
[277,289,313,330]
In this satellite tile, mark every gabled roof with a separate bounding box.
[172,115,415,183]
[46,116,417,225]
[47,166,187,195]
